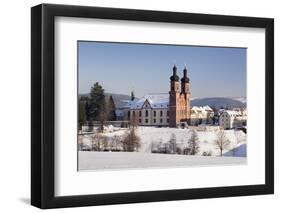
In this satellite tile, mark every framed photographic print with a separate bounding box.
[31,3,274,209]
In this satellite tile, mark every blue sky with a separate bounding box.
[78,41,246,98]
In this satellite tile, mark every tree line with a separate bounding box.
[79,82,116,131]
[150,129,232,156]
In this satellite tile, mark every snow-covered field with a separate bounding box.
[80,126,246,156]
[79,126,247,170]
[79,151,246,170]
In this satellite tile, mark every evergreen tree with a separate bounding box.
[88,82,106,121]
[78,98,86,129]
[131,91,135,101]
[85,100,90,121]
[107,95,117,121]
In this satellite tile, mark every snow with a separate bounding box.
[223,144,247,157]
[142,127,246,155]
[80,126,246,156]
[79,126,247,170]
[125,93,169,109]
[222,110,241,116]
[79,151,246,170]
[232,97,247,104]
[192,105,213,112]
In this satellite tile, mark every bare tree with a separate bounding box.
[187,129,200,155]
[98,107,107,133]
[131,113,138,128]
[122,126,141,152]
[101,136,109,151]
[168,133,177,154]
[91,132,101,151]
[90,132,110,151]
[214,129,230,156]
[111,135,121,151]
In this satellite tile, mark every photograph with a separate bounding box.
[77,41,247,171]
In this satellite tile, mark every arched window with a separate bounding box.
[145,110,148,117]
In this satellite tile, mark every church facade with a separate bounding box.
[123,65,191,128]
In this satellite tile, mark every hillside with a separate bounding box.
[191,97,246,109]
[80,93,246,109]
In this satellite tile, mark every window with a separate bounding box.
[167,119,169,123]
[128,111,130,119]
[167,110,169,116]
[160,118,163,123]
[145,119,148,123]
[139,119,142,123]
[153,111,156,117]
[133,111,135,116]
[145,110,148,117]
[153,119,156,123]
[160,111,163,117]
[139,111,142,116]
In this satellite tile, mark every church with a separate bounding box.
[123,65,191,128]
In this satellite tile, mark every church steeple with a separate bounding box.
[169,64,191,128]
[170,65,179,81]
[181,66,190,83]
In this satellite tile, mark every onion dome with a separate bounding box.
[170,65,179,81]
[181,66,190,83]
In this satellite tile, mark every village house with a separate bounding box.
[219,110,247,129]
[190,106,214,125]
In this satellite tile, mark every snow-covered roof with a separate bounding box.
[221,110,241,116]
[203,105,213,111]
[191,105,213,113]
[125,93,169,109]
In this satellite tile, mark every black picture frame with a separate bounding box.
[31,3,274,209]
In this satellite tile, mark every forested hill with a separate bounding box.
[190,97,246,109]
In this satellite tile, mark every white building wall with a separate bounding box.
[128,108,169,126]
[219,112,232,129]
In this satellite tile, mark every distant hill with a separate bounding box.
[191,97,246,109]
[80,93,246,109]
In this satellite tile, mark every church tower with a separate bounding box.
[169,65,180,127]
[181,66,191,123]
[181,66,190,95]
[169,65,191,128]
